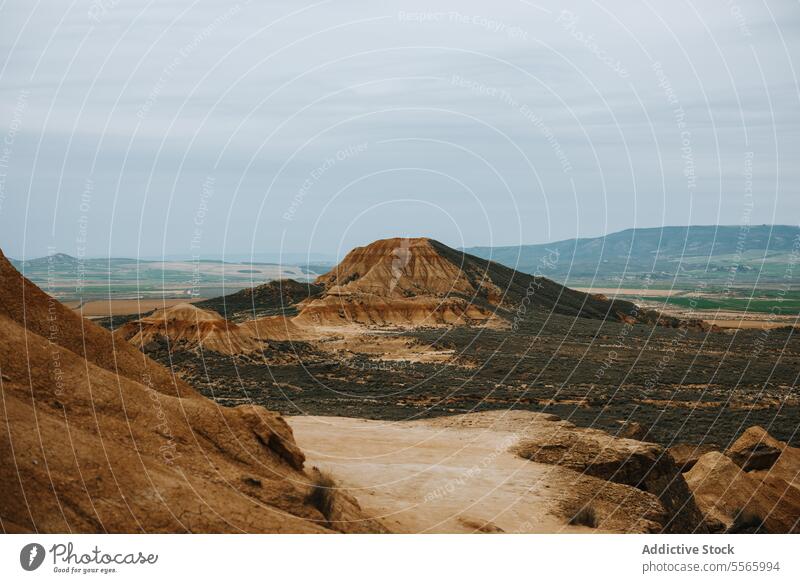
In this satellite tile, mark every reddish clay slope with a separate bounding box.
[0,250,381,533]
[115,303,266,355]
[316,238,504,301]
[0,249,187,398]
[297,237,651,327]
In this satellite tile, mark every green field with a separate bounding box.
[661,296,800,315]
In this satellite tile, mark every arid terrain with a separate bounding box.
[2,238,799,533]
[0,248,381,534]
[111,239,797,449]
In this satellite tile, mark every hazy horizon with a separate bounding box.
[6,222,797,263]
[2,0,798,260]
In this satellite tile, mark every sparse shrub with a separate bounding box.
[569,505,598,528]
[307,467,337,523]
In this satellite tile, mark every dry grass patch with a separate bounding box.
[307,467,338,524]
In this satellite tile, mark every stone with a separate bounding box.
[511,424,707,532]
[685,449,800,533]
[725,425,784,471]
[668,443,719,472]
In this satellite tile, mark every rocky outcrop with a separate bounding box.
[668,443,719,472]
[315,237,503,301]
[685,449,800,533]
[616,420,648,441]
[682,427,800,533]
[0,250,188,398]
[725,425,785,471]
[301,237,663,328]
[293,295,497,327]
[114,303,267,355]
[557,474,668,533]
[193,237,713,334]
[512,423,706,532]
[0,249,384,533]
[752,440,800,493]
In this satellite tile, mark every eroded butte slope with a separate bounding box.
[0,250,383,533]
[114,302,266,355]
[295,237,680,328]
[110,238,707,359]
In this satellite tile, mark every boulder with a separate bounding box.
[725,425,784,471]
[751,442,800,493]
[668,443,719,472]
[617,420,648,441]
[685,450,800,533]
[512,424,707,532]
[557,473,668,533]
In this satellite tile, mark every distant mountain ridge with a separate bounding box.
[463,225,800,285]
[9,252,82,270]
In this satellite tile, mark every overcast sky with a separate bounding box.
[1,0,798,260]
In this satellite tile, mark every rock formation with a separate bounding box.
[295,237,656,328]
[724,425,785,471]
[116,238,710,357]
[685,427,800,533]
[114,302,267,355]
[511,422,707,532]
[668,443,719,472]
[0,249,383,533]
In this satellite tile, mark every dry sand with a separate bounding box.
[288,412,604,534]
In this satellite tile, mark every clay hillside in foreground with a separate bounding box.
[0,249,382,533]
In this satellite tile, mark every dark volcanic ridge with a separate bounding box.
[197,279,323,321]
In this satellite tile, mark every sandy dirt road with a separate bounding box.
[288,412,617,534]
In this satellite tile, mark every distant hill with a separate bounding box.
[9,252,81,271]
[464,225,800,286]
